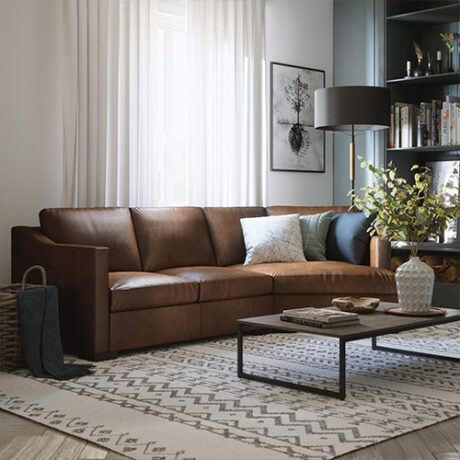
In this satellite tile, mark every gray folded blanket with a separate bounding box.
[17,286,94,379]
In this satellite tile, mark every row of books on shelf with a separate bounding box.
[389,95,460,149]
[280,308,360,328]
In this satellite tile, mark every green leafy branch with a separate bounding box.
[350,159,460,257]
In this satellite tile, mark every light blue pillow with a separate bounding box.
[240,214,306,265]
[299,211,332,261]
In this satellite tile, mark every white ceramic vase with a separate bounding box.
[395,256,434,312]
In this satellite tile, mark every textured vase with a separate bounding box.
[395,257,434,312]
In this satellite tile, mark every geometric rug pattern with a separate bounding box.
[0,323,459,459]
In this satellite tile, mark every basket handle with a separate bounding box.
[21,265,47,290]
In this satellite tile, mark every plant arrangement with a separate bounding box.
[412,41,424,76]
[440,32,458,53]
[351,159,460,257]
[440,32,459,72]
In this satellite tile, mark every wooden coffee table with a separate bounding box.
[237,302,460,400]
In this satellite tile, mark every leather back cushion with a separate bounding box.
[130,207,216,271]
[203,207,267,266]
[267,205,353,216]
[40,208,142,271]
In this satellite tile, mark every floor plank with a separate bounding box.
[397,431,437,460]
[350,445,379,459]
[79,443,108,459]
[434,454,460,460]
[35,432,67,460]
[48,436,87,460]
[0,435,38,460]
[435,419,460,448]
[416,423,457,453]
[374,436,408,460]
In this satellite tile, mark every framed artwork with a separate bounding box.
[270,62,325,173]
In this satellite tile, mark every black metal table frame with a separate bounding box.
[237,321,460,400]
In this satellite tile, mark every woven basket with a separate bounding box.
[0,265,47,371]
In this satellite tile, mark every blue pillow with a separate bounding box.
[326,212,371,265]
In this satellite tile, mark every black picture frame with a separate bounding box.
[270,62,325,173]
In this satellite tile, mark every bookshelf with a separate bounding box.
[384,1,460,309]
[385,0,460,164]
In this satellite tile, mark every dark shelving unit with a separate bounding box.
[387,3,460,25]
[387,72,460,87]
[387,144,460,153]
[385,1,460,309]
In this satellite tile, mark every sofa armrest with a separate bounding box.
[11,226,110,359]
[370,236,391,270]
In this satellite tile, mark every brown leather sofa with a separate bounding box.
[11,205,396,360]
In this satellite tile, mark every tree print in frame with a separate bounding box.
[271,62,325,172]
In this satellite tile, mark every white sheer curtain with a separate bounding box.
[61,0,266,208]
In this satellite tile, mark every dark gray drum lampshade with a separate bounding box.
[314,86,390,132]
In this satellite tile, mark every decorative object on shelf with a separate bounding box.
[405,60,411,78]
[441,32,459,72]
[384,305,446,317]
[271,62,325,172]
[412,41,424,77]
[425,52,433,76]
[352,161,460,312]
[314,86,390,202]
[436,50,443,74]
[332,296,380,313]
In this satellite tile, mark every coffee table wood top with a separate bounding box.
[237,302,460,341]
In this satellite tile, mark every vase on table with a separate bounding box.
[395,256,434,312]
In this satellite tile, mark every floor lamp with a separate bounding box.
[314,86,390,201]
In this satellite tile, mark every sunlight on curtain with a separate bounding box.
[61,0,266,208]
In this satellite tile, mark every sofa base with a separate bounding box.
[80,351,119,362]
[200,295,273,337]
[110,303,201,352]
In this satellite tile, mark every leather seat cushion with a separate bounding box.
[231,261,396,295]
[159,266,273,301]
[109,272,199,312]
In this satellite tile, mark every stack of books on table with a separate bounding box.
[280,308,360,328]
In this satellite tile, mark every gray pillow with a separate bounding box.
[299,211,333,261]
[240,214,306,265]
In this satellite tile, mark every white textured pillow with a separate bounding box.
[240,214,307,265]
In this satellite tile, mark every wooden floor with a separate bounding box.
[0,410,458,460]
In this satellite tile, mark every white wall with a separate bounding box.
[265,0,334,205]
[0,1,62,283]
[0,0,334,283]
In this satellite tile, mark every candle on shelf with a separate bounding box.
[406,60,411,78]
[436,50,443,74]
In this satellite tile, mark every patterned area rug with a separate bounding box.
[1,324,459,460]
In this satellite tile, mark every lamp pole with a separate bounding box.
[349,124,355,204]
